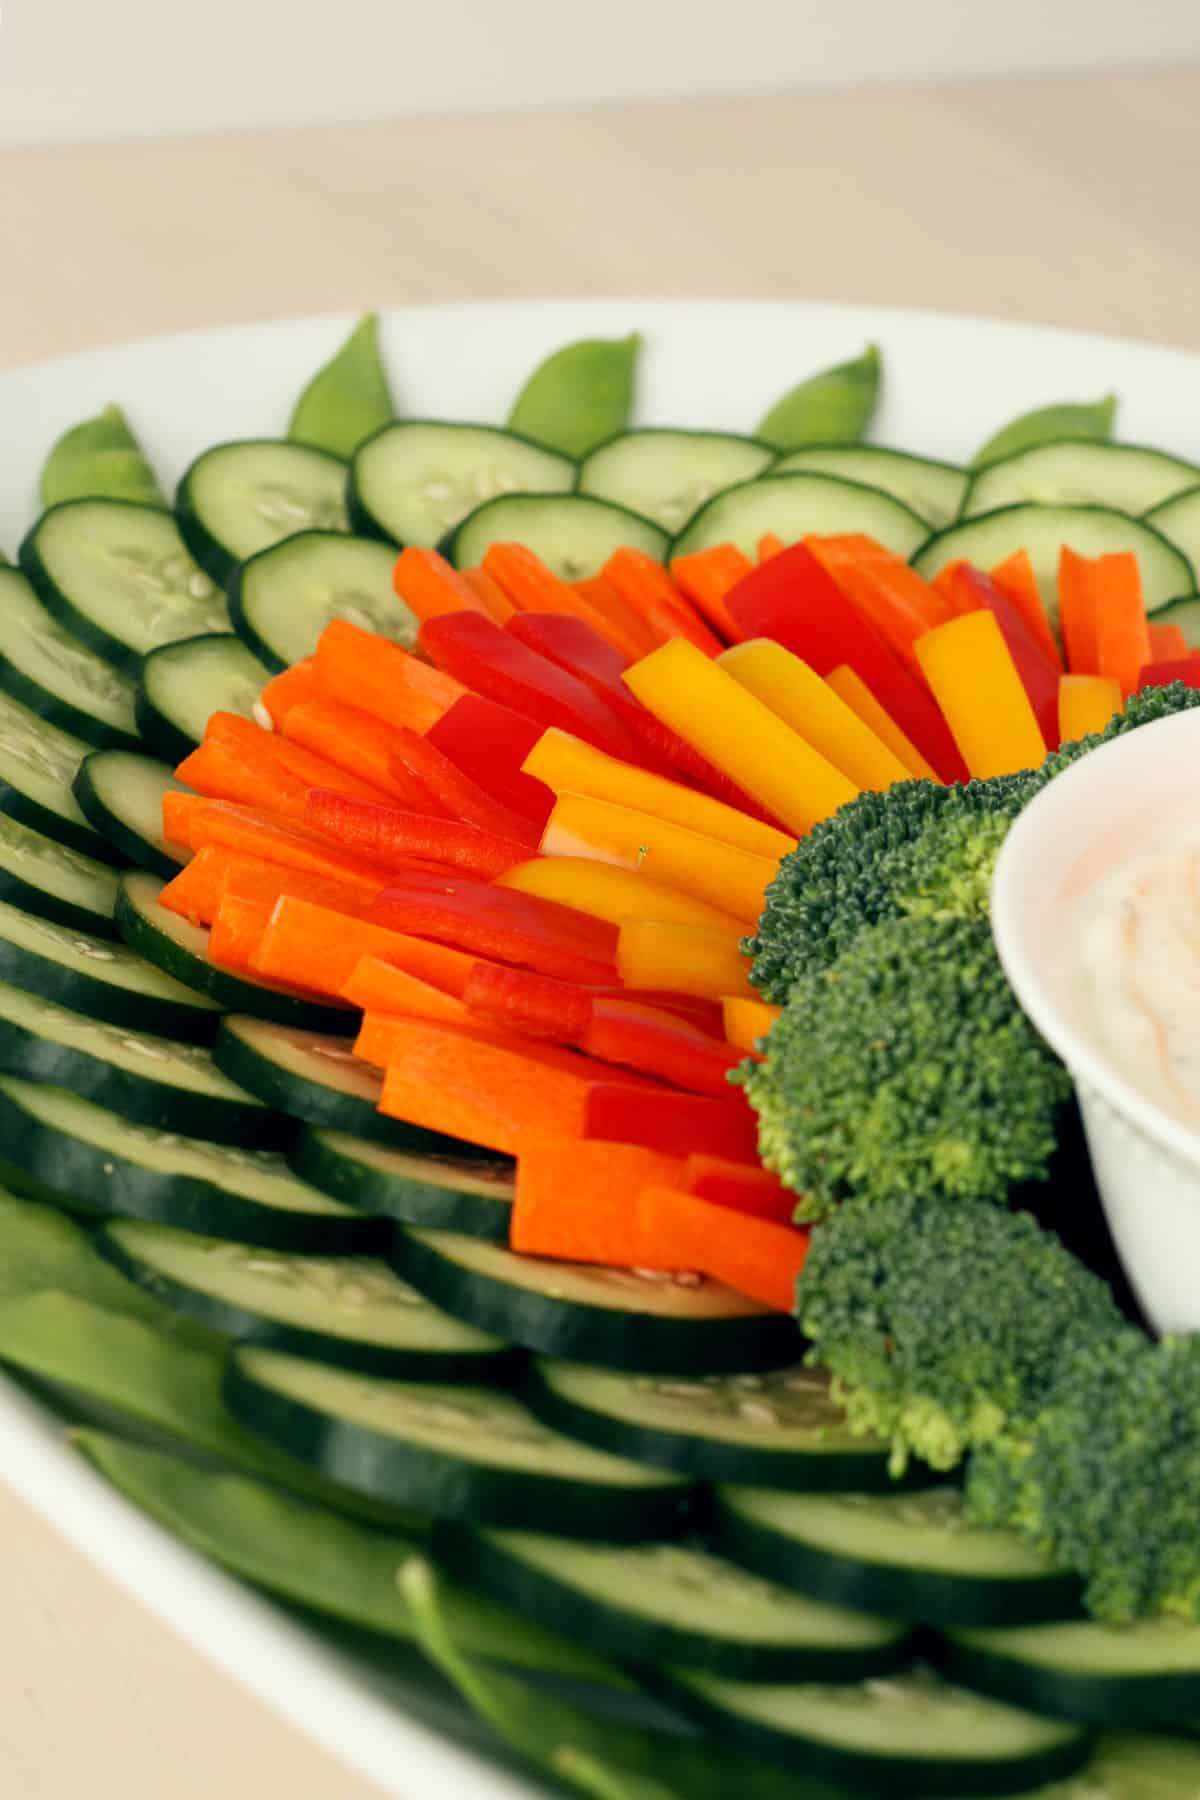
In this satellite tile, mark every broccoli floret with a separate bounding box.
[737,914,1071,1217]
[966,1330,1200,1624]
[888,806,1014,925]
[794,1192,1125,1477]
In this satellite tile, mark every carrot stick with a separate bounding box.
[388,725,540,847]
[305,789,530,880]
[1090,552,1151,696]
[173,737,313,822]
[757,533,786,563]
[252,897,455,998]
[315,618,466,734]
[617,918,757,1002]
[209,893,272,974]
[339,958,473,1025]
[683,1155,795,1224]
[340,937,480,1001]
[460,567,517,625]
[157,845,378,929]
[635,1185,809,1311]
[669,545,753,641]
[259,657,320,729]
[156,846,238,926]
[282,699,445,811]
[204,709,391,802]
[368,869,619,986]
[498,856,750,936]
[510,1140,685,1265]
[1058,547,1101,676]
[989,549,1063,672]
[163,796,394,890]
[482,544,648,661]
[824,664,939,782]
[392,547,495,624]
[1147,621,1189,662]
[600,548,725,655]
[572,577,658,657]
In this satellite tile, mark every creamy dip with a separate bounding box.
[1079,840,1200,1126]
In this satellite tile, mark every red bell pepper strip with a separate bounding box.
[425,694,555,830]
[1135,657,1200,691]
[418,611,642,762]
[386,724,540,847]
[583,1081,760,1162]
[683,1154,795,1223]
[367,868,618,986]
[462,961,595,1042]
[581,997,743,1098]
[723,544,968,783]
[938,564,1060,750]
[305,789,531,881]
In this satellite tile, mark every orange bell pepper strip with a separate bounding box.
[914,611,1047,779]
[617,919,757,1003]
[1058,674,1123,743]
[718,640,912,792]
[510,1140,685,1266]
[721,996,782,1055]
[622,638,859,836]
[315,618,466,734]
[497,856,749,937]
[823,665,938,782]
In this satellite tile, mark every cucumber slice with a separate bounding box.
[213,1014,468,1152]
[657,1664,1090,1796]
[577,430,774,534]
[0,810,120,938]
[941,1617,1200,1728]
[524,1360,904,1491]
[0,977,284,1147]
[1029,1731,1200,1796]
[387,1228,802,1375]
[1147,594,1200,647]
[771,446,968,530]
[911,505,1192,627]
[291,1127,514,1241]
[137,634,270,763]
[0,566,139,750]
[712,1486,1082,1628]
[19,499,228,669]
[963,440,1200,520]
[98,1221,509,1379]
[175,440,350,588]
[669,473,928,561]
[349,421,575,549]
[0,1076,375,1252]
[0,894,217,1041]
[443,493,668,582]
[227,530,412,674]
[115,871,357,1034]
[0,690,119,864]
[73,750,190,879]
[437,1526,911,1682]
[224,1345,690,1538]
[1145,484,1200,572]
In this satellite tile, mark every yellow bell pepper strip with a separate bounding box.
[540,793,775,928]
[496,857,747,937]
[617,919,757,1002]
[717,639,912,792]
[622,639,859,836]
[913,611,1048,779]
[522,727,796,863]
[824,664,939,782]
[1058,673,1123,743]
[722,996,782,1054]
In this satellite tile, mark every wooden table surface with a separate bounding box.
[1,65,1198,1800]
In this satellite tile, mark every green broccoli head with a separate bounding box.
[887,806,1014,925]
[795,1192,1126,1478]
[737,913,1071,1217]
[966,1330,1200,1624]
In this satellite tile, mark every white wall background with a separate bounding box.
[3,0,1200,146]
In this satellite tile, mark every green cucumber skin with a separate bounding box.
[346,418,575,548]
[222,1352,690,1540]
[0,656,140,755]
[387,1232,803,1378]
[434,1525,911,1683]
[710,1495,1085,1630]
[94,1231,513,1381]
[936,1637,1200,1731]
[225,574,288,675]
[17,502,166,674]
[114,883,358,1036]
[0,864,120,941]
[212,1020,471,1154]
[646,1670,1092,1798]
[0,932,217,1046]
[520,1362,915,1493]
[133,688,203,767]
[290,1129,513,1242]
[0,1016,291,1151]
[0,765,125,870]
[0,1086,377,1253]
[72,758,176,879]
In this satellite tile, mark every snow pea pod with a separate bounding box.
[508,333,641,460]
[755,344,881,450]
[39,403,165,510]
[289,312,396,459]
[971,393,1118,467]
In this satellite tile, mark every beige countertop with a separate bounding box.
[1,65,1198,1800]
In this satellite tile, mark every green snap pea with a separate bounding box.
[39,403,165,510]
[755,344,881,450]
[508,333,641,460]
[971,394,1118,467]
[288,312,396,459]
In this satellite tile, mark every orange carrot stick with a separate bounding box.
[990,549,1063,672]
[163,796,393,890]
[339,958,473,1025]
[635,1185,810,1311]
[157,845,377,928]
[282,699,442,810]
[600,549,724,655]
[572,577,658,657]
[341,936,480,1000]
[1058,547,1101,676]
[670,545,753,642]
[1147,621,1189,662]
[757,533,786,563]
[1091,552,1151,696]
[315,619,466,734]
[208,892,272,974]
[392,547,495,624]
[461,567,517,625]
[252,897,453,998]
[510,1140,685,1265]
[174,737,313,822]
[482,544,647,661]
[258,657,320,729]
